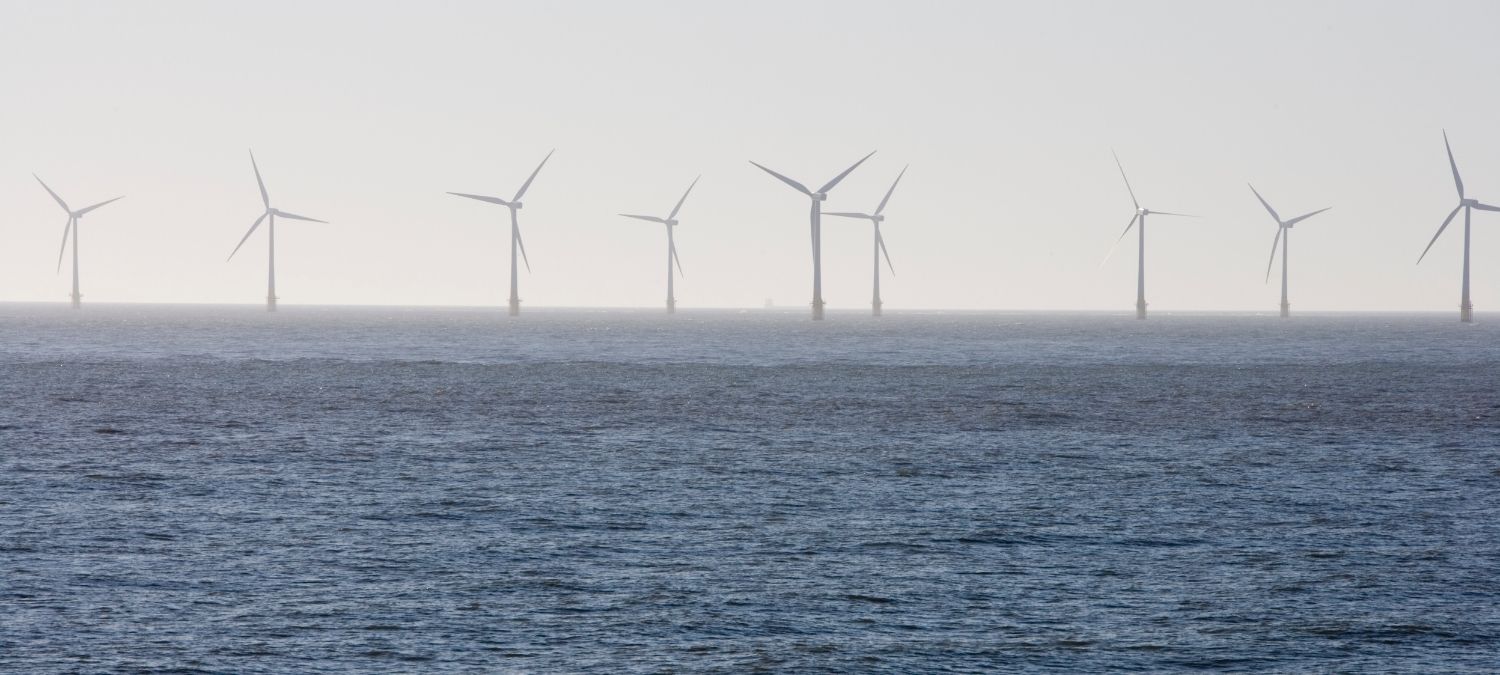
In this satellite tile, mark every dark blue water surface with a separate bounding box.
[1,305,1497,672]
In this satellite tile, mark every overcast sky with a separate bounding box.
[1,0,1496,311]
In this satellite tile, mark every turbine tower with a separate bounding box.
[825,165,906,317]
[227,151,328,312]
[1249,184,1330,318]
[619,176,699,313]
[1104,151,1197,319]
[34,176,123,309]
[751,151,875,320]
[1418,130,1499,323]
[449,150,554,316]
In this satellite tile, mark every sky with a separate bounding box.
[1,0,1497,312]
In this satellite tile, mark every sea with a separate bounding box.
[1,304,1497,673]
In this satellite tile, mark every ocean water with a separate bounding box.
[1,304,1497,673]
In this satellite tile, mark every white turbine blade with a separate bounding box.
[1247,183,1281,223]
[274,210,326,223]
[1099,213,1139,268]
[1443,130,1464,200]
[671,241,684,278]
[619,213,667,224]
[878,231,895,276]
[512,149,554,202]
[227,212,269,261]
[667,175,700,221]
[1264,226,1284,283]
[249,150,270,208]
[55,216,72,273]
[817,150,876,194]
[75,196,124,216]
[1112,150,1138,210]
[874,165,907,216]
[1472,202,1500,213]
[749,161,811,195]
[516,228,532,273]
[1150,211,1198,218]
[823,212,873,219]
[34,175,70,213]
[1417,204,1463,264]
[1283,207,1331,226]
[448,192,510,206]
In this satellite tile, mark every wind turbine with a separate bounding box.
[619,176,699,313]
[34,176,123,309]
[1248,184,1330,318]
[1418,130,1500,323]
[751,151,875,320]
[1103,151,1197,319]
[227,151,327,312]
[449,150,554,316]
[825,165,906,316]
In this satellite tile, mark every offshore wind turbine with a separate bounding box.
[618,176,699,313]
[1249,184,1330,318]
[751,151,875,320]
[825,165,906,316]
[227,151,328,312]
[1418,131,1499,323]
[34,176,123,309]
[1103,151,1197,319]
[449,150,554,316]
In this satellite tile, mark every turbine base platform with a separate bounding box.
[1135,300,1147,320]
[1461,302,1473,323]
[812,298,825,321]
[1280,302,1290,319]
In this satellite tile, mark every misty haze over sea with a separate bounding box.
[1,305,1496,672]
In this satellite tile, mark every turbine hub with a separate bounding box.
[1140,208,1150,215]
[872,215,885,223]
[1463,198,1479,207]
[512,202,524,210]
[812,193,827,202]
[665,220,679,227]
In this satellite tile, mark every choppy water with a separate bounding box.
[1,305,1497,672]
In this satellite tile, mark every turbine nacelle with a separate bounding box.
[665,219,679,227]
[812,193,828,202]
[1463,198,1481,208]
[871,214,886,223]
[512,201,524,210]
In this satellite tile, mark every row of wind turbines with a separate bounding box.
[29,131,1495,322]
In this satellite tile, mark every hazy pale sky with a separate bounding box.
[2,0,1497,311]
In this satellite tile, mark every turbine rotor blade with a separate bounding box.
[667,175,700,221]
[619,213,666,224]
[874,165,907,216]
[516,228,532,273]
[1264,226,1284,283]
[273,210,327,223]
[34,175,70,213]
[56,216,73,273]
[878,231,895,276]
[1417,204,1463,264]
[1112,150,1138,210]
[1443,130,1464,200]
[1247,183,1281,223]
[1284,207,1332,226]
[250,150,270,208]
[822,212,873,219]
[817,150,876,194]
[513,149,554,202]
[749,161,812,195]
[1100,213,1139,268]
[75,196,125,216]
[1472,202,1500,213]
[227,212,269,261]
[448,192,510,206]
[1149,211,1198,218]
[671,241,684,278]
